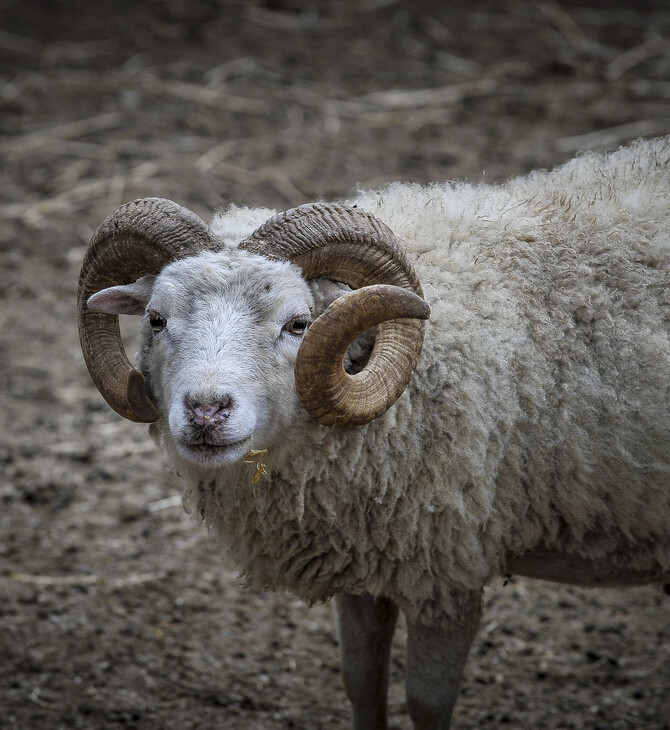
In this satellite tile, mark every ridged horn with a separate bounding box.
[77,197,219,422]
[239,203,430,427]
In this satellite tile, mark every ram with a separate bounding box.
[78,136,670,729]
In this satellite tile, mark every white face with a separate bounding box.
[88,250,315,468]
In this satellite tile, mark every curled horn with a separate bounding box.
[77,197,219,422]
[239,203,430,427]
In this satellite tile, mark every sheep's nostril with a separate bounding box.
[185,395,233,426]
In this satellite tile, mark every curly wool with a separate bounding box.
[174,137,670,625]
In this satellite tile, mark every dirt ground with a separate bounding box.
[1,1,670,728]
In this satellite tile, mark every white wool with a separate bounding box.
[210,204,276,247]
[141,137,670,625]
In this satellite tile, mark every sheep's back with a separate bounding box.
[348,137,670,594]
[182,138,670,624]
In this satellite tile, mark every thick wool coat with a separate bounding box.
[159,137,670,625]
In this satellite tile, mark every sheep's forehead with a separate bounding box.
[153,250,312,321]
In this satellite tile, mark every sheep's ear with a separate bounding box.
[87,276,156,315]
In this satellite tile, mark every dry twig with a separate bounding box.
[555,120,670,153]
[535,0,612,59]
[0,112,121,155]
[0,161,160,226]
[606,36,670,81]
[0,28,42,57]
[211,162,306,206]
[9,570,168,589]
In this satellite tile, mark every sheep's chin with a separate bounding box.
[175,437,252,468]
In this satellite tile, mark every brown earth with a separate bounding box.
[1,1,669,728]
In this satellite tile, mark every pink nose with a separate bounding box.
[185,396,233,426]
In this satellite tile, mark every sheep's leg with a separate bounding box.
[334,592,399,730]
[405,593,482,730]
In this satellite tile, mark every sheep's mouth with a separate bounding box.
[177,436,252,466]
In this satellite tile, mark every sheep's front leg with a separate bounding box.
[334,592,399,730]
[405,592,482,730]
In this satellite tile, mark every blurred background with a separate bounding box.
[1,1,669,728]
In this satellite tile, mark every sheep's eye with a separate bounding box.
[148,310,167,332]
[283,317,310,336]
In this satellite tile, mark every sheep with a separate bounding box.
[77,135,670,729]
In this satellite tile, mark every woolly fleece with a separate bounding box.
[160,137,670,625]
